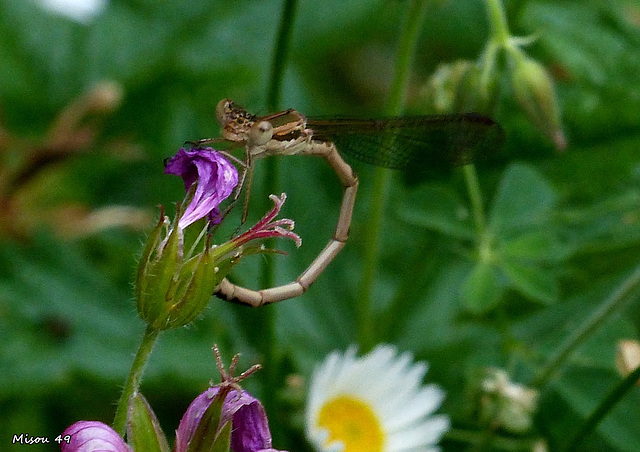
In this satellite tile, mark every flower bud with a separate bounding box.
[176,386,288,452]
[135,209,236,330]
[422,60,499,115]
[510,56,566,150]
[61,421,132,452]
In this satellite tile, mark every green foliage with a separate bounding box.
[1,0,640,451]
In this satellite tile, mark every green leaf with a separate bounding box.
[461,262,502,314]
[398,184,475,240]
[489,164,556,234]
[500,230,567,262]
[500,257,559,304]
[127,393,170,452]
[559,188,640,255]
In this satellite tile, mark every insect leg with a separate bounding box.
[214,141,358,306]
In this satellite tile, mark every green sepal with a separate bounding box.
[159,245,236,329]
[455,61,499,115]
[127,392,170,452]
[139,217,183,328]
[210,418,232,452]
[186,388,231,452]
[135,213,168,318]
[136,212,283,330]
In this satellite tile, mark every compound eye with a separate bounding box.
[248,121,274,146]
[215,99,233,124]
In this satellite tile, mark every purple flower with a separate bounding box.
[61,421,131,452]
[164,148,238,229]
[175,387,286,452]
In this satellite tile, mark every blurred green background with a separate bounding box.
[1,0,640,451]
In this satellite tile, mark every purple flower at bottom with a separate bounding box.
[164,148,238,229]
[175,387,286,452]
[61,421,131,452]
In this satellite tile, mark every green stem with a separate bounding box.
[478,40,499,103]
[261,0,298,292]
[356,0,428,352]
[484,0,526,65]
[484,0,510,46]
[259,0,298,438]
[357,168,390,351]
[565,365,640,452]
[267,0,298,110]
[112,325,160,436]
[462,164,487,235]
[532,262,640,387]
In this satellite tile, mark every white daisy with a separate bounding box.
[306,344,450,452]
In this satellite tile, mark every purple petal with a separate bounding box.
[227,391,272,452]
[61,421,131,452]
[165,148,238,229]
[175,387,273,452]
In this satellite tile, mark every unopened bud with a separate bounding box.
[510,57,566,150]
[135,208,235,330]
[423,60,472,113]
[423,60,498,115]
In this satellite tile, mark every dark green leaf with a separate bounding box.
[500,257,559,304]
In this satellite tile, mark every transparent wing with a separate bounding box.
[308,114,504,172]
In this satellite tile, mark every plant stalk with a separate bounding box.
[356,0,428,352]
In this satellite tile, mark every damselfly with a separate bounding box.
[192,99,503,306]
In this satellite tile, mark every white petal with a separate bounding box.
[386,385,446,430]
[387,416,451,450]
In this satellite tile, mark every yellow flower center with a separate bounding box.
[317,395,384,452]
